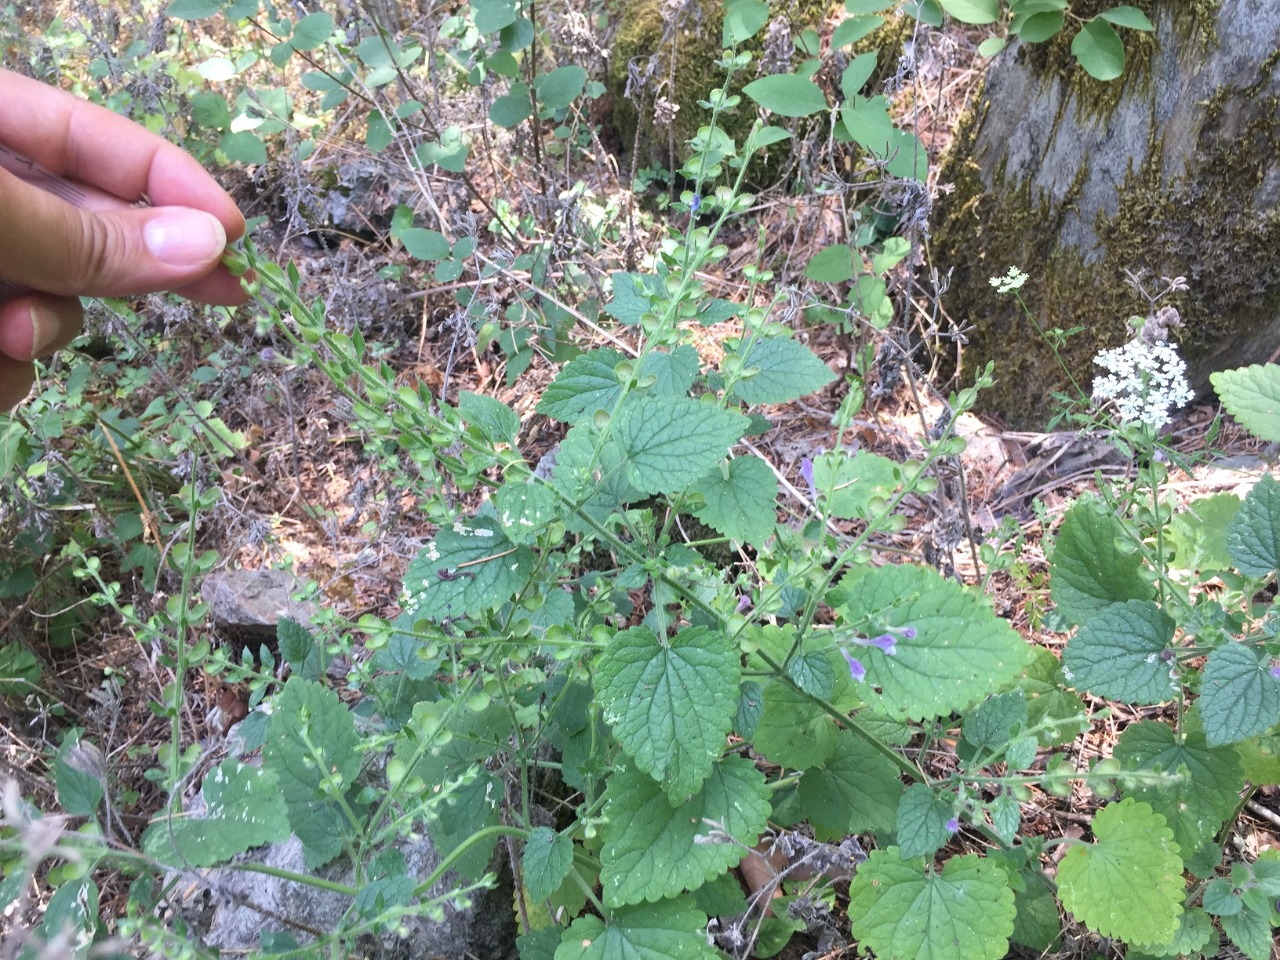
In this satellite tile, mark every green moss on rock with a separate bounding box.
[606,0,833,183]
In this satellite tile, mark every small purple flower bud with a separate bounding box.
[800,457,816,501]
[945,817,959,834]
[260,347,275,362]
[690,194,701,214]
[900,627,917,640]
[841,651,866,682]
[736,594,752,613]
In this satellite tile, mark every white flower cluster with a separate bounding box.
[989,266,1028,294]
[1092,338,1193,429]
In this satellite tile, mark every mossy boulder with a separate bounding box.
[930,0,1280,427]
[606,0,834,181]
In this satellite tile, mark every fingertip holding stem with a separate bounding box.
[143,210,227,268]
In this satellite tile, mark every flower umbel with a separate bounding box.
[1092,338,1192,429]
[989,266,1028,294]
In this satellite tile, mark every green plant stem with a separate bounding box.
[411,824,527,899]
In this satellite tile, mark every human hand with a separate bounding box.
[0,68,248,408]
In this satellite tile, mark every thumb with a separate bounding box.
[0,169,227,298]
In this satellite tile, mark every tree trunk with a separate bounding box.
[931,0,1280,428]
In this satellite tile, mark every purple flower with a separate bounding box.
[736,594,752,614]
[847,625,915,657]
[861,633,899,655]
[689,194,701,214]
[841,651,866,682]
[945,817,959,834]
[260,347,275,362]
[1270,662,1280,680]
[799,457,816,501]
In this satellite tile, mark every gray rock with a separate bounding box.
[315,159,420,237]
[162,831,515,959]
[200,568,318,636]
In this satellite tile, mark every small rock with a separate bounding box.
[162,832,516,959]
[200,569,318,637]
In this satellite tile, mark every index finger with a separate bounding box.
[0,68,245,240]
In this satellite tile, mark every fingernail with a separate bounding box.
[144,211,227,268]
[30,303,70,356]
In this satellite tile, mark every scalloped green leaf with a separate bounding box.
[688,456,778,546]
[595,626,739,802]
[599,758,770,907]
[1020,647,1090,746]
[1226,474,1280,575]
[537,349,626,424]
[741,74,828,117]
[849,848,1016,960]
[553,899,718,960]
[605,272,664,326]
[963,691,1028,754]
[1211,363,1280,442]
[796,734,901,836]
[1062,599,1178,705]
[834,564,1033,721]
[895,783,956,859]
[1056,798,1184,945]
[143,760,290,867]
[523,827,574,903]
[493,480,559,546]
[459,390,519,445]
[1051,495,1153,626]
[1071,18,1124,81]
[808,449,900,519]
[1169,492,1240,575]
[1112,721,1244,859]
[615,397,748,495]
[1198,642,1280,746]
[262,677,362,867]
[402,515,535,622]
[753,681,838,769]
[550,422,643,531]
[639,346,701,397]
[1220,906,1272,960]
[728,337,836,405]
[1131,907,1216,958]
